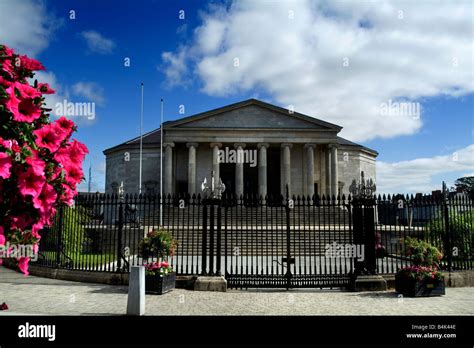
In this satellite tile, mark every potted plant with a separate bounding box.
[138,227,178,295]
[395,237,445,297]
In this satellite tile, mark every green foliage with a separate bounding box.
[397,238,444,281]
[404,237,443,267]
[454,176,474,200]
[138,227,178,259]
[426,211,473,260]
[59,206,92,255]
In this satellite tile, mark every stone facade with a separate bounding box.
[104,99,377,197]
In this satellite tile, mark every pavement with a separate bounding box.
[0,266,473,316]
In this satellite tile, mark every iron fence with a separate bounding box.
[34,192,473,288]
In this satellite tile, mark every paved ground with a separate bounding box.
[0,266,473,316]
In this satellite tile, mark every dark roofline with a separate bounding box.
[163,98,343,131]
[103,128,161,154]
[336,136,378,156]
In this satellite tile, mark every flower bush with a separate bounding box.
[396,237,444,282]
[139,227,178,277]
[0,44,88,275]
[397,265,443,282]
[144,260,173,277]
[138,227,178,260]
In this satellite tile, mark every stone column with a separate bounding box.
[210,143,222,182]
[234,143,245,198]
[281,143,292,196]
[305,144,315,198]
[330,144,339,197]
[186,143,198,195]
[325,146,331,196]
[257,143,269,198]
[163,142,174,195]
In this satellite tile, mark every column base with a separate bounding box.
[349,274,387,292]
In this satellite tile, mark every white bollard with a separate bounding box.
[127,266,145,315]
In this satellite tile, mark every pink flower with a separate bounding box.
[60,183,76,206]
[18,166,45,197]
[54,139,88,169]
[16,82,41,99]
[54,117,75,139]
[33,124,64,153]
[33,183,57,214]
[37,83,55,94]
[25,155,45,176]
[4,83,42,123]
[0,226,5,245]
[19,55,45,71]
[64,164,84,186]
[1,59,14,78]
[2,45,15,57]
[17,257,30,276]
[0,76,12,87]
[0,152,12,179]
[31,222,44,239]
[161,261,169,268]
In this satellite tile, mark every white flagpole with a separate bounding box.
[160,98,164,226]
[139,83,144,194]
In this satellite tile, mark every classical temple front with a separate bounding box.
[104,99,377,197]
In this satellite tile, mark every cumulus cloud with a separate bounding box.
[161,47,190,88]
[81,30,116,54]
[72,82,106,106]
[162,0,473,141]
[376,144,474,194]
[0,0,61,56]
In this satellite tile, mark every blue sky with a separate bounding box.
[1,0,472,194]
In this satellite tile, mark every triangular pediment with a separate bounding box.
[164,99,341,130]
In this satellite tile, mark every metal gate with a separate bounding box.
[200,192,360,289]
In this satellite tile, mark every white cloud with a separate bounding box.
[161,47,190,88]
[72,82,106,105]
[81,30,115,55]
[0,0,61,56]
[376,144,474,194]
[162,0,473,142]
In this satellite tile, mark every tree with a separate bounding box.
[454,176,474,200]
[0,44,88,275]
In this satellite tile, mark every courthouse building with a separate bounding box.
[103,99,377,197]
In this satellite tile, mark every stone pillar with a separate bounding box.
[281,143,292,196]
[257,143,269,198]
[163,142,174,195]
[305,144,315,198]
[210,143,222,182]
[330,144,339,197]
[187,143,198,195]
[234,143,245,198]
[326,146,331,196]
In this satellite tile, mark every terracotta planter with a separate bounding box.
[395,274,445,297]
[145,272,176,295]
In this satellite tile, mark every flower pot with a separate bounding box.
[395,274,445,297]
[145,272,176,295]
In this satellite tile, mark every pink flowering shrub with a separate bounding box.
[144,261,173,277]
[397,237,444,282]
[0,44,88,275]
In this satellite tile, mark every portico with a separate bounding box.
[104,99,377,197]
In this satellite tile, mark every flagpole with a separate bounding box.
[160,98,164,226]
[139,83,144,194]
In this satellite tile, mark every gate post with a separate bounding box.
[442,182,452,272]
[201,203,208,275]
[285,185,293,290]
[117,198,124,272]
[349,172,386,291]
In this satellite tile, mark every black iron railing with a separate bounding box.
[33,192,473,288]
